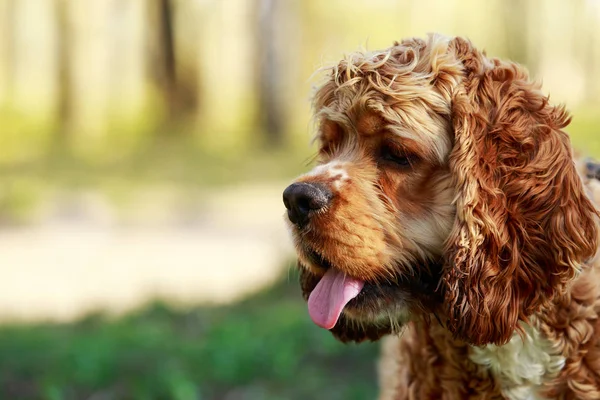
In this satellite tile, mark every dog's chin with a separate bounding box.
[329,313,398,343]
[298,256,442,343]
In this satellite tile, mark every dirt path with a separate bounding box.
[0,183,294,322]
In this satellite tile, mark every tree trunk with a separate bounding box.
[55,0,71,142]
[257,0,285,147]
[147,0,178,127]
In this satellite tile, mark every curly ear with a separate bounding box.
[442,38,599,346]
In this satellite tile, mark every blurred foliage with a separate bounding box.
[569,108,600,158]
[1,0,599,166]
[0,133,314,222]
[0,269,378,400]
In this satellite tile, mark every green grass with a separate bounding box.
[0,270,379,400]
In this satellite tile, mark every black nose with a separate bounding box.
[283,182,332,227]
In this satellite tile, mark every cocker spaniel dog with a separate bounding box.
[283,35,600,399]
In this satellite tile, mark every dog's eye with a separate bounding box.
[379,145,415,168]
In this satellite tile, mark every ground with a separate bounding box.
[0,183,291,322]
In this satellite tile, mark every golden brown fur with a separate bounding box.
[284,34,600,399]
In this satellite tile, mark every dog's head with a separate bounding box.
[283,35,598,346]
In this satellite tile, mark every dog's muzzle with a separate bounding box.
[282,182,332,227]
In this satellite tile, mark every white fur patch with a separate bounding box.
[305,161,350,191]
[469,322,564,400]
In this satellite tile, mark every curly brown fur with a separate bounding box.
[283,34,600,399]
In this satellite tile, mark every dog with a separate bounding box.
[283,34,600,399]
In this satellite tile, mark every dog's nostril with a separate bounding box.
[282,182,332,226]
[296,197,311,215]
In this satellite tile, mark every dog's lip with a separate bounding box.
[302,248,405,310]
[301,249,442,318]
[301,248,373,307]
[305,247,334,270]
[302,246,404,290]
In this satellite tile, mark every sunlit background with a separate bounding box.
[0,0,599,399]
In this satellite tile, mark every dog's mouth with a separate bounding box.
[307,267,365,329]
[300,247,442,333]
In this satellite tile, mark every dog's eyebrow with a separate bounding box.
[356,112,385,136]
[382,136,423,158]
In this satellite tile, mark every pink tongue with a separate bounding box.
[307,269,364,330]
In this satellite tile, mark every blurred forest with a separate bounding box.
[0,0,600,399]
[1,0,599,165]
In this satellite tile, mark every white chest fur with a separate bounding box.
[469,323,564,400]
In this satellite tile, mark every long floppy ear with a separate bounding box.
[442,37,599,346]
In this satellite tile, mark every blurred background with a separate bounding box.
[0,0,599,399]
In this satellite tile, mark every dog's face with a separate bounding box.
[284,35,598,345]
[285,83,455,342]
